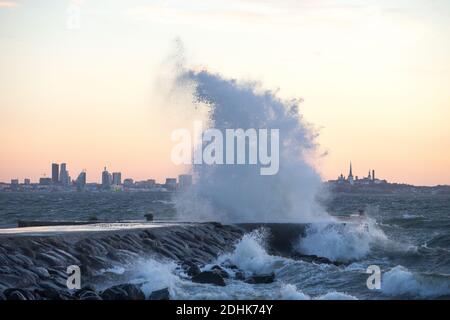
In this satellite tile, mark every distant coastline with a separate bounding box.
[1,180,449,194]
[325,181,450,195]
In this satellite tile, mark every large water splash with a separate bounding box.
[171,65,329,223]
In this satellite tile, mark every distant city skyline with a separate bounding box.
[0,161,194,193]
[1,160,448,187]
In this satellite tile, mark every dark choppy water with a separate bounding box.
[1,191,450,299]
[0,191,176,228]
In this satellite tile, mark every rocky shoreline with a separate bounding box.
[0,222,248,300]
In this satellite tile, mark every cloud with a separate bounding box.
[0,1,17,8]
[121,0,396,31]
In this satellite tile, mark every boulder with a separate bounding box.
[78,290,102,300]
[182,260,201,277]
[148,288,170,300]
[211,265,229,279]
[31,266,51,279]
[245,272,275,284]
[186,265,201,277]
[3,288,35,300]
[101,284,145,300]
[192,271,226,286]
[295,254,344,266]
[34,286,70,300]
[234,271,245,281]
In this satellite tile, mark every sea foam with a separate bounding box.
[295,218,387,262]
[382,266,450,298]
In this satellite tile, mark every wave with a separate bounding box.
[294,218,387,262]
[128,259,179,298]
[382,266,450,298]
[119,230,360,300]
[316,291,358,300]
[166,54,328,223]
[401,213,425,220]
[215,229,287,275]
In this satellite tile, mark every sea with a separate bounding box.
[1,190,450,300]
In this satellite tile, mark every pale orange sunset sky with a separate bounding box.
[1,0,449,185]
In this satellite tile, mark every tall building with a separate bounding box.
[24,178,31,185]
[59,163,70,186]
[102,167,111,189]
[112,172,122,185]
[76,171,86,190]
[52,163,59,184]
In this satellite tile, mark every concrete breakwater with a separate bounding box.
[0,222,244,300]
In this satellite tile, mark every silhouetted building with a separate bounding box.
[39,177,52,185]
[112,172,122,185]
[123,178,134,188]
[76,171,86,190]
[165,178,177,191]
[60,163,70,186]
[331,162,385,186]
[52,163,59,184]
[24,178,31,185]
[135,179,155,189]
[102,167,111,189]
[348,162,354,185]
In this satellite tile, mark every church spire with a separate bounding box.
[348,162,353,179]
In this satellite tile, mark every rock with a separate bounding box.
[74,286,97,298]
[148,288,170,300]
[3,288,35,300]
[36,252,65,266]
[224,263,239,270]
[182,260,201,277]
[234,271,245,281]
[144,213,154,221]
[0,292,6,300]
[142,238,158,249]
[34,286,69,300]
[211,265,229,278]
[78,290,102,300]
[6,290,27,300]
[187,265,201,277]
[294,254,344,266]
[31,266,51,279]
[192,271,226,286]
[245,272,275,284]
[101,284,145,300]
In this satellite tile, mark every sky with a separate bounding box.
[0,0,449,185]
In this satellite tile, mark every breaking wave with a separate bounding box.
[382,266,450,298]
[295,218,387,262]
[163,49,328,223]
[215,229,285,275]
